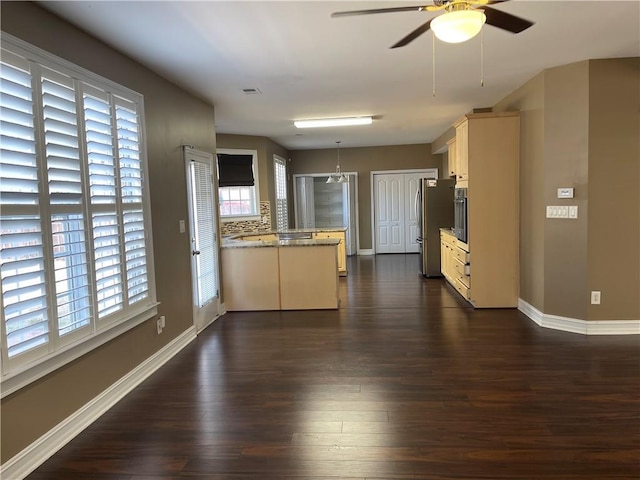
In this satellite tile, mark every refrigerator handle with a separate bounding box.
[414,184,421,229]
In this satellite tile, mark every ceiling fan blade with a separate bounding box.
[391,19,434,49]
[331,6,428,18]
[482,6,534,33]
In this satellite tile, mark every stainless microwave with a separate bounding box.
[454,187,468,244]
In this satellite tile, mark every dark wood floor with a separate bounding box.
[28,254,640,479]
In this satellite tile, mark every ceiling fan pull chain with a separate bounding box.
[480,28,484,87]
[432,34,436,97]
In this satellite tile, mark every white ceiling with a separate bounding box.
[38,1,639,150]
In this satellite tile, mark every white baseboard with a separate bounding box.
[1,326,197,480]
[357,249,374,256]
[519,299,640,335]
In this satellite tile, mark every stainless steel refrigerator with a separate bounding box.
[417,178,455,277]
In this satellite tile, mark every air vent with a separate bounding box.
[242,88,262,95]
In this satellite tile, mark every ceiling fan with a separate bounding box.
[331,0,534,47]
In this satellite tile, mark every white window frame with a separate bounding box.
[216,148,260,222]
[0,34,158,397]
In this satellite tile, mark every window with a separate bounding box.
[216,149,259,220]
[1,34,156,391]
[274,155,288,231]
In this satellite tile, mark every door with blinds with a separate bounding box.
[185,147,220,333]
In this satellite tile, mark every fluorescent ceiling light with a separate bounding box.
[294,116,373,128]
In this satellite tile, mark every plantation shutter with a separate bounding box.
[0,52,50,358]
[41,67,92,339]
[274,156,288,231]
[83,86,123,320]
[115,98,149,305]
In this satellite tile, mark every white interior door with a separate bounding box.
[185,147,221,332]
[404,174,422,253]
[374,174,405,253]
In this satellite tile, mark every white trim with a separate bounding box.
[357,249,374,256]
[0,327,197,480]
[518,299,640,335]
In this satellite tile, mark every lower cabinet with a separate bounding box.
[312,231,347,275]
[440,230,471,302]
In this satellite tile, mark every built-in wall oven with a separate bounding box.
[454,187,468,244]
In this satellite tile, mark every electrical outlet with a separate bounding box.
[590,291,601,305]
[156,318,163,334]
[159,315,166,328]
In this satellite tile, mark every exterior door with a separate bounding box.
[185,147,221,333]
[374,174,405,253]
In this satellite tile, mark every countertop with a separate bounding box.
[222,237,341,249]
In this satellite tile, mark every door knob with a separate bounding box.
[192,250,200,256]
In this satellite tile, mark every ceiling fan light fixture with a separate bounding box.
[294,116,372,129]
[431,9,486,44]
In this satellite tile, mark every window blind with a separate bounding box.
[217,154,254,187]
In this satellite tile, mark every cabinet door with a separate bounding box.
[373,174,405,253]
[447,138,457,178]
[456,121,469,183]
[312,231,346,274]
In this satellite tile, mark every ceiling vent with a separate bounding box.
[242,88,261,95]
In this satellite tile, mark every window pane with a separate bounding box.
[52,214,91,336]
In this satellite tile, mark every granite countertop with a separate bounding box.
[222,237,341,249]
[440,228,456,235]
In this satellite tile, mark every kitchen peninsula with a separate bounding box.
[221,228,346,311]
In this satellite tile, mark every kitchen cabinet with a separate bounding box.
[221,240,340,311]
[440,229,470,301]
[443,111,520,308]
[453,117,469,185]
[447,138,457,178]
[312,230,346,275]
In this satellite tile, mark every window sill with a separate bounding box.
[1,302,159,398]
[221,215,261,223]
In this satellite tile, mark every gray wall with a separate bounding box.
[1,2,217,462]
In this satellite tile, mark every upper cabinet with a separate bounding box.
[453,117,469,186]
[446,137,457,179]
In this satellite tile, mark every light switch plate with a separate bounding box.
[568,206,578,219]
[179,220,186,233]
[557,187,574,199]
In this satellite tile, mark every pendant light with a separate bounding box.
[327,141,347,183]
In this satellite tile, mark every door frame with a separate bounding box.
[370,168,439,255]
[184,146,222,333]
[292,172,359,254]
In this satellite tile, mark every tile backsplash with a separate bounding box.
[220,201,271,235]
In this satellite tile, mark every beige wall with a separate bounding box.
[1,2,217,462]
[587,58,640,320]
[495,58,639,321]
[289,144,443,250]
